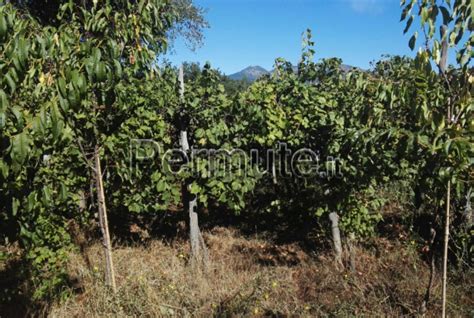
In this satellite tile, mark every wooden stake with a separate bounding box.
[439,25,450,317]
[95,145,117,292]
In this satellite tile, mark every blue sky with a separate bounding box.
[164,0,419,74]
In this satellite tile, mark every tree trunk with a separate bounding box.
[442,181,450,318]
[271,152,277,184]
[464,187,472,227]
[178,65,208,265]
[420,227,436,315]
[329,212,343,268]
[347,232,356,273]
[94,145,116,292]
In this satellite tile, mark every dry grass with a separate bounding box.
[49,227,473,317]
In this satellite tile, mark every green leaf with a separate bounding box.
[156,179,166,192]
[231,181,241,191]
[0,159,8,179]
[95,62,107,82]
[5,72,16,93]
[444,139,452,155]
[60,183,68,201]
[439,6,451,24]
[459,50,470,66]
[43,186,52,206]
[404,15,414,34]
[0,90,7,129]
[0,12,7,39]
[58,77,67,97]
[114,60,122,78]
[190,182,201,194]
[409,32,418,50]
[18,37,28,67]
[27,192,36,212]
[315,207,325,217]
[138,0,146,13]
[12,198,19,216]
[59,97,69,112]
[0,89,7,110]
[11,132,31,164]
[421,7,429,24]
[400,4,411,21]
[51,103,63,140]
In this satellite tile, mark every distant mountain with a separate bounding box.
[228,63,358,82]
[340,64,356,72]
[228,66,270,81]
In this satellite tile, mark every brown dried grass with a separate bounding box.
[49,227,473,317]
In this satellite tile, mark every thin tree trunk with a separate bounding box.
[442,181,450,318]
[329,212,343,268]
[347,232,356,273]
[420,227,436,315]
[188,197,199,253]
[271,152,277,184]
[178,65,208,265]
[94,145,116,292]
[464,187,472,227]
[439,26,449,318]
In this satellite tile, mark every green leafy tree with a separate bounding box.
[1,0,181,299]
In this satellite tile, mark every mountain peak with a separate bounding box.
[228,66,269,81]
[242,65,268,72]
[228,63,358,82]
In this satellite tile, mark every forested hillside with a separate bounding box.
[0,0,472,316]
